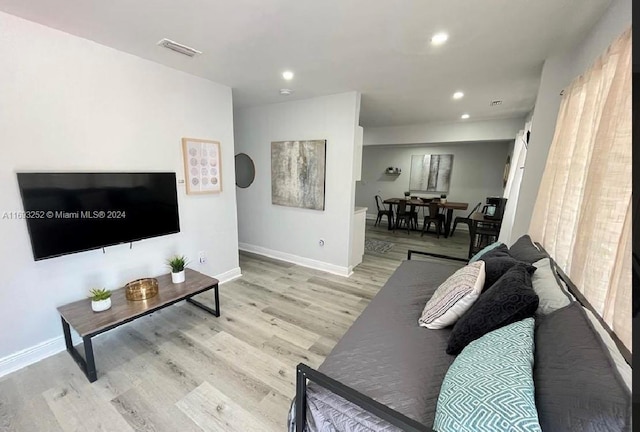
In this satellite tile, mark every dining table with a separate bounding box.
[383,198,469,238]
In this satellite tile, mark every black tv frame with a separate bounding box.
[16,171,180,261]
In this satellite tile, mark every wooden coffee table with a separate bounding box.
[57,268,219,382]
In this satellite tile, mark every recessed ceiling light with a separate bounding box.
[280,88,294,96]
[431,32,449,45]
[282,71,294,80]
[453,91,464,100]
[461,114,470,119]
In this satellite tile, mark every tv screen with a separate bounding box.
[17,172,180,260]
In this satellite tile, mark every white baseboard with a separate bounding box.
[238,243,352,277]
[0,336,66,379]
[215,267,243,284]
[0,266,244,380]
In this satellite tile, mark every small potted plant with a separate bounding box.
[440,193,447,203]
[89,288,112,312]
[167,255,189,283]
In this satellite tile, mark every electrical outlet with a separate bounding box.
[319,239,325,247]
[198,251,207,264]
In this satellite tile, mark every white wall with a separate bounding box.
[235,92,361,276]
[509,0,631,242]
[0,12,239,370]
[364,118,524,146]
[356,141,511,220]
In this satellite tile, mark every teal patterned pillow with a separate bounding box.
[434,318,541,432]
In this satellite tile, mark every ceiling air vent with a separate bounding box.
[157,38,202,57]
[489,100,503,106]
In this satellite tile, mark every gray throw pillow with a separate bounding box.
[534,303,631,431]
[509,235,546,264]
[532,258,572,315]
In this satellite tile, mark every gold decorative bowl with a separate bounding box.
[125,278,159,301]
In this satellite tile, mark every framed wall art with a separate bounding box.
[182,138,222,194]
[271,140,326,210]
[409,153,453,192]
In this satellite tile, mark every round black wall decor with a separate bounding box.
[235,153,256,188]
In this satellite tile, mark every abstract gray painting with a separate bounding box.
[409,154,453,192]
[271,140,326,210]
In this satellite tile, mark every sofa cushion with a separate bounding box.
[534,303,631,432]
[435,318,541,432]
[479,244,535,291]
[583,307,631,391]
[468,241,503,263]
[531,258,573,315]
[419,261,485,329]
[296,259,464,429]
[508,234,546,263]
[446,264,539,355]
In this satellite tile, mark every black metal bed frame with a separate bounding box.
[294,250,466,432]
[293,246,631,431]
[535,243,631,365]
[295,363,432,432]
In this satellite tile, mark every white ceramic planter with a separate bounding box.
[91,297,111,312]
[172,270,185,284]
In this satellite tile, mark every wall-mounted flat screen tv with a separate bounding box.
[17,172,180,260]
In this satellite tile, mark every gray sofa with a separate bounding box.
[289,244,631,432]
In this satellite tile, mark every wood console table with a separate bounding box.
[57,268,219,382]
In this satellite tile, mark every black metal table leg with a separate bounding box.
[444,208,454,238]
[186,284,220,317]
[83,336,97,382]
[61,316,97,383]
[62,316,73,351]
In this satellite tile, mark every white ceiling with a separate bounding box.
[0,0,611,127]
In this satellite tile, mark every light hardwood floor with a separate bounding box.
[0,221,469,432]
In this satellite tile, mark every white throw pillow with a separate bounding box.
[419,261,485,329]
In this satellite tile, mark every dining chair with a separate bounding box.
[393,200,412,234]
[421,202,446,238]
[450,202,482,236]
[468,214,502,258]
[374,195,394,227]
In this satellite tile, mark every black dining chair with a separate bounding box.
[468,215,502,258]
[374,195,393,227]
[450,202,482,236]
[393,201,412,234]
[421,202,446,238]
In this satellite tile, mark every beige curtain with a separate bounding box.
[530,28,632,351]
